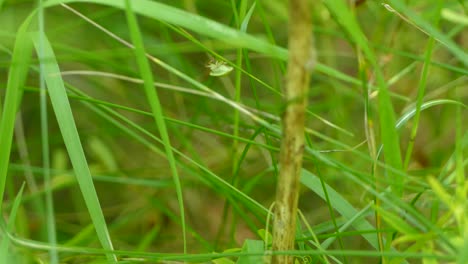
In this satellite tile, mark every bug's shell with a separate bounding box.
[207,61,233,76]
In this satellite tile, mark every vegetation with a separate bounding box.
[0,0,466,263]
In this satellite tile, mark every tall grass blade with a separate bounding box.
[37,0,59,262]
[0,21,33,209]
[403,4,440,169]
[123,0,187,253]
[31,32,117,262]
[323,0,403,196]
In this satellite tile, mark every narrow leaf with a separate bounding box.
[31,32,117,263]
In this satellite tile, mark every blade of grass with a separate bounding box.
[37,0,59,262]
[396,99,466,129]
[442,8,468,25]
[373,206,418,235]
[123,0,186,254]
[237,239,264,264]
[324,0,404,196]
[403,38,436,170]
[31,32,117,262]
[0,19,33,210]
[375,99,467,162]
[300,169,380,250]
[320,203,373,250]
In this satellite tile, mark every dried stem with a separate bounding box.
[271,0,313,263]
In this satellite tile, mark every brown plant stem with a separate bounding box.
[271,0,313,263]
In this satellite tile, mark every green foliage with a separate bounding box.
[0,0,465,263]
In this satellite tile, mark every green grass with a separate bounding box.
[0,0,466,263]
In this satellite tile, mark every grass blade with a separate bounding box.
[123,0,186,253]
[300,170,379,249]
[323,0,404,196]
[37,0,59,262]
[0,21,33,209]
[31,32,117,262]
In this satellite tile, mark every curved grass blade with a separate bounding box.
[397,100,466,128]
[376,99,467,159]
[31,32,117,263]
